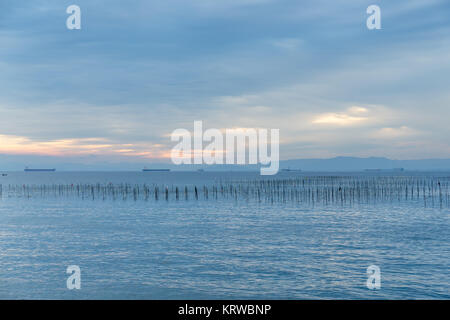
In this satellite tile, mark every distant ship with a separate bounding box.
[24,168,56,172]
[142,168,171,172]
[365,168,405,172]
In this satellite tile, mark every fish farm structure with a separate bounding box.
[1,175,449,208]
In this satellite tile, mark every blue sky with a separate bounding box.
[0,0,449,166]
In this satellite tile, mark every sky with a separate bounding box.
[0,0,449,168]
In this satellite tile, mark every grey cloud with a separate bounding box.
[0,0,449,161]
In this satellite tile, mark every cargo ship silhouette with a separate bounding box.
[24,167,56,172]
[142,168,170,172]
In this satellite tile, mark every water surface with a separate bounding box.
[0,172,448,299]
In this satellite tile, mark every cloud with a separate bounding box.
[372,126,422,139]
[0,133,169,159]
[312,107,369,126]
[0,0,449,163]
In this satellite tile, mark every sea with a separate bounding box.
[0,171,448,299]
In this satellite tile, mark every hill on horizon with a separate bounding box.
[1,155,450,171]
[280,156,450,171]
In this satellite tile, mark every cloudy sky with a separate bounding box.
[0,0,449,166]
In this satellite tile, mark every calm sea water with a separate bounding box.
[0,171,448,299]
